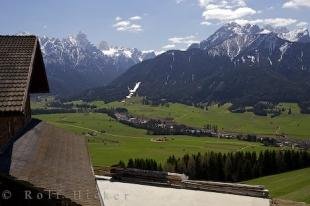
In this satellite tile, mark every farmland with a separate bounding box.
[34,113,274,167]
[87,98,310,139]
[33,100,310,204]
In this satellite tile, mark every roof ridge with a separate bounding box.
[0,36,48,113]
[20,37,37,113]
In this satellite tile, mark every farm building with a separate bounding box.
[0,36,49,147]
[0,36,100,206]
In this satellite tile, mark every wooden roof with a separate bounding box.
[0,36,49,113]
[0,120,101,206]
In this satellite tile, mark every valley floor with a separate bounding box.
[33,99,310,204]
[34,113,272,166]
[90,99,310,140]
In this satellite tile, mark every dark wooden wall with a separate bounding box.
[0,96,31,148]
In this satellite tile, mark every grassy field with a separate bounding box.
[245,167,310,204]
[33,99,310,204]
[34,113,274,167]
[87,98,310,139]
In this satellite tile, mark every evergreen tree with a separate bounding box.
[124,150,310,182]
[128,158,134,168]
[223,154,233,181]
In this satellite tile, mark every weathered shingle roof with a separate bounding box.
[0,36,49,113]
[0,120,101,206]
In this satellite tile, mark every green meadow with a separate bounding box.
[34,113,273,167]
[245,167,310,204]
[88,99,310,139]
[34,101,310,204]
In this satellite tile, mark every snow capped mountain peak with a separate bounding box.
[263,25,289,34]
[280,27,310,43]
[224,22,261,36]
[39,32,102,67]
[99,42,156,63]
[124,50,133,58]
[191,23,264,58]
[36,33,158,96]
[101,47,119,57]
[259,29,272,34]
[189,22,310,59]
[263,25,310,43]
[39,33,157,69]
[68,35,77,45]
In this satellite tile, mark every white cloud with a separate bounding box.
[114,21,130,27]
[168,35,200,45]
[176,0,185,4]
[197,0,307,30]
[199,0,247,8]
[283,0,310,9]
[201,21,212,26]
[113,16,143,32]
[144,50,165,55]
[115,16,122,21]
[202,7,256,21]
[234,19,263,25]
[162,44,176,49]
[198,0,257,24]
[142,50,155,53]
[234,18,299,27]
[129,16,142,21]
[162,35,199,50]
[263,18,298,27]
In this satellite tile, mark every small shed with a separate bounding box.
[0,36,49,147]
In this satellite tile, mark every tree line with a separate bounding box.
[119,150,310,182]
[118,158,163,172]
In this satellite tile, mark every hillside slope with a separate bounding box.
[245,167,310,204]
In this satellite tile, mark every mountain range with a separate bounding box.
[78,23,310,107]
[39,32,156,96]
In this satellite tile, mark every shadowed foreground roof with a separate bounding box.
[0,120,100,206]
[0,36,49,113]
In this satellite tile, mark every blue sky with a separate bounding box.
[0,0,309,51]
